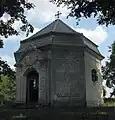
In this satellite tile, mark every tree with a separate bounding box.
[51,0,115,26]
[102,41,115,98]
[0,58,16,100]
[0,0,34,100]
[0,75,16,100]
[0,0,34,48]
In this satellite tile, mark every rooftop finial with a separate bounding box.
[55,11,62,19]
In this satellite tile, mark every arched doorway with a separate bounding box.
[26,70,39,103]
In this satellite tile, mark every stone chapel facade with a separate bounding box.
[14,19,104,107]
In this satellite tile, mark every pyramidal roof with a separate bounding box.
[15,19,104,64]
[23,19,79,41]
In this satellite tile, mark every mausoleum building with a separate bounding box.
[14,19,104,107]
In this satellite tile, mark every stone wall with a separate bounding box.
[51,49,86,106]
[84,51,103,106]
[39,60,48,103]
[15,46,103,106]
[15,50,49,103]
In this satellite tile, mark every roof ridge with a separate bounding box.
[52,19,59,32]
[57,19,78,33]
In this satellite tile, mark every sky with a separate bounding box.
[0,0,114,97]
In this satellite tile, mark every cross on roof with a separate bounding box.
[55,11,62,19]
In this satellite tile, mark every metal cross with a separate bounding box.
[55,11,62,19]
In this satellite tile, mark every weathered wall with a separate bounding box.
[51,48,86,106]
[15,69,21,101]
[84,51,103,106]
[15,51,48,103]
[15,67,27,102]
[39,59,48,103]
[15,46,103,106]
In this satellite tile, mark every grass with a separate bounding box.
[104,101,115,106]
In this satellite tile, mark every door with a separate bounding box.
[26,71,39,103]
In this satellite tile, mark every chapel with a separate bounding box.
[14,19,104,107]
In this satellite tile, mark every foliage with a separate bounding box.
[0,58,16,100]
[0,0,34,48]
[104,101,115,106]
[0,75,16,100]
[104,97,115,107]
[102,41,115,98]
[51,0,115,26]
[0,0,26,100]
[0,58,15,79]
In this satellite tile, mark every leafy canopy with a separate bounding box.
[0,0,34,47]
[0,0,32,100]
[51,0,115,26]
[0,58,16,100]
[0,75,16,100]
[102,41,115,98]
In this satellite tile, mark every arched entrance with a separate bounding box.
[26,70,39,103]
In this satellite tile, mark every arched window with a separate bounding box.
[92,69,98,82]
